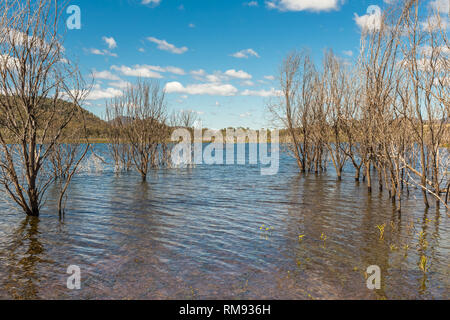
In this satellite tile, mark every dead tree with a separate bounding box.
[107,79,169,182]
[0,0,89,217]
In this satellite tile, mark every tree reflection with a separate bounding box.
[3,216,44,299]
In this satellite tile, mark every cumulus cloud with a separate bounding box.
[111,65,163,78]
[354,5,382,32]
[429,0,449,14]
[242,80,255,86]
[224,69,252,80]
[85,85,123,100]
[102,36,117,49]
[141,0,161,6]
[241,88,282,97]
[108,80,131,89]
[189,69,253,83]
[231,48,260,58]
[0,54,19,70]
[264,75,275,80]
[92,70,120,81]
[147,37,188,54]
[89,48,118,57]
[163,66,186,75]
[110,64,185,78]
[343,50,353,57]
[266,0,340,12]
[164,81,238,96]
[420,45,450,56]
[190,70,223,82]
[421,14,449,31]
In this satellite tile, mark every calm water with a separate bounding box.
[0,144,448,300]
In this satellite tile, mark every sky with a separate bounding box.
[62,0,449,129]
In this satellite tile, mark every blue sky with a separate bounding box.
[62,0,440,129]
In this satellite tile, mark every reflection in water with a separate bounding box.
[0,144,448,300]
[2,217,45,299]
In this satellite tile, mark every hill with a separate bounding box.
[0,97,110,140]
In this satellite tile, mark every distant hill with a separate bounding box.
[0,97,110,140]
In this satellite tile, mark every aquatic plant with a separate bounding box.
[419,255,428,273]
[418,231,428,250]
[320,232,327,247]
[376,224,386,240]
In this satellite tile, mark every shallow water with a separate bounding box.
[0,144,448,299]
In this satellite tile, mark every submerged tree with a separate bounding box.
[0,0,90,217]
[270,0,449,212]
[106,79,170,181]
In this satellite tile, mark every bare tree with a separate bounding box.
[50,110,90,218]
[171,109,199,128]
[401,0,449,207]
[269,50,320,173]
[106,79,170,182]
[322,50,349,180]
[0,0,89,216]
[106,98,132,172]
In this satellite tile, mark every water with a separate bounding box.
[0,144,448,299]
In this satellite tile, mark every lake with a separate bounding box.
[0,144,448,299]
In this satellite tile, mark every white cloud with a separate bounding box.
[89,48,118,57]
[264,75,275,80]
[138,48,145,52]
[429,0,449,14]
[188,23,196,28]
[142,0,161,6]
[164,66,186,75]
[102,36,117,49]
[190,69,253,82]
[111,65,163,78]
[190,69,224,83]
[420,45,450,57]
[147,37,188,54]
[0,54,19,70]
[191,69,206,77]
[244,1,259,7]
[85,85,123,100]
[343,50,353,57]
[240,112,252,118]
[231,48,260,58]
[421,14,449,31]
[241,88,282,97]
[266,0,340,12]
[224,69,252,79]
[242,80,255,86]
[108,80,131,89]
[92,70,120,81]
[111,64,185,78]
[354,6,382,32]
[164,81,238,96]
